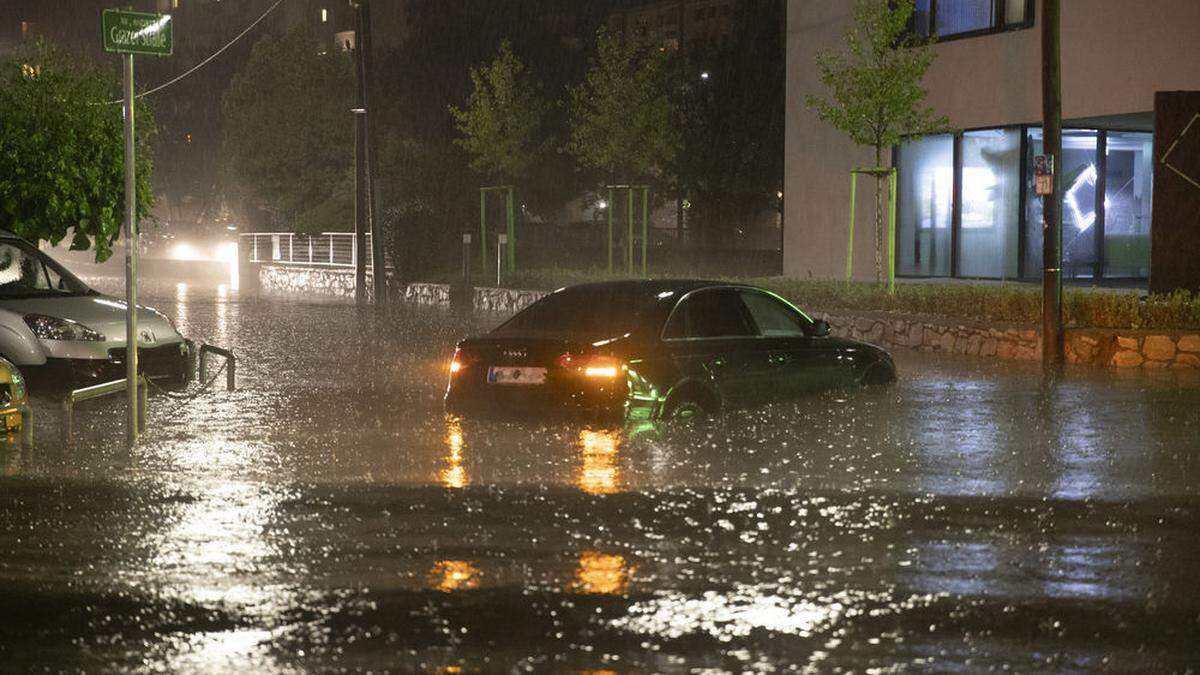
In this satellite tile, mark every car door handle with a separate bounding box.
[768,352,791,366]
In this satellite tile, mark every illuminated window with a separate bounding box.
[899,126,1153,281]
[912,0,1032,39]
[897,134,953,277]
[320,8,328,22]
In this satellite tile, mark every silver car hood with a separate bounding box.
[0,293,181,344]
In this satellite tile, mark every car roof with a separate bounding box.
[548,279,736,296]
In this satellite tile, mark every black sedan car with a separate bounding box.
[445,280,895,420]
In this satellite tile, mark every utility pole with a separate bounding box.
[352,91,366,304]
[352,4,369,306]
[123,53,139,446]
[1041,0,1064,367]
[353,0,387,307]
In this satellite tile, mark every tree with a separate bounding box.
[675,0,785,245]
[567,28,681,182]
[450,40,548,183]
[0,41,154,261]
[806,0,949,285]
[222,28,354,233]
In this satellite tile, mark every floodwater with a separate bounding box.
[2,282,1199,673]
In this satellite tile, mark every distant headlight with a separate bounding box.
[23,314,106,341]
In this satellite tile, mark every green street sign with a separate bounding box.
[102,9,173,56]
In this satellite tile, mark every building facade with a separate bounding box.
[784,0,1200,287]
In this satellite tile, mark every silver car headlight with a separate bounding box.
[23,314,106,341]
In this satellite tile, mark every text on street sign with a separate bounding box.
[102,10,173,56]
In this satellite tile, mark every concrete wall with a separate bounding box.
[784,0,1200,280]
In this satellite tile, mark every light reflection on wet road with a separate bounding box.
[1,283,1199,673]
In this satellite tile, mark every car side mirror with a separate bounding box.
[808,319,831,338]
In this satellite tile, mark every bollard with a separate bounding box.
[462,233,472,286]
[496,233,507,287]
[61,398,72,446]
[138,376,147,433]
[185,339,198,384]
[20,408,32,449]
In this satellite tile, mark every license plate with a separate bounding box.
[487,366,546,385]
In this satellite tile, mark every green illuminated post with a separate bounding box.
[641,186,649,277]
[505,187,515,272]
[846,174,857,283]
[888,169,897,294]
[607,188,614,273]
[479,189,488,274]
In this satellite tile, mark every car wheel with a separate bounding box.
[861,361,896,386]
[666,400,706,420]
[661,388,715,421]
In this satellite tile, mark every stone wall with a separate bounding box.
[474,287,549,314]
[404,282,451,306]
[258,265,378,301]
[819,310,1200,370]
[819,312,1043,361]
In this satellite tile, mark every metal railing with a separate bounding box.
[198,344,236,392]
[59,341,237,445]
[242,232,374,269]
[62,376,148,445]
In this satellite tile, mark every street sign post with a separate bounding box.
[1034,154,1054,196]
[102,9,172,446]
[102,10,173,56]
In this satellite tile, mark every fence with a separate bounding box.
[242,232,374,269]
[241,228,782,280]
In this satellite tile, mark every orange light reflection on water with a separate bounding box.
[572,551,632,595]
[430,560,480,592]
[439,418,468,489]
[577,428,622,495]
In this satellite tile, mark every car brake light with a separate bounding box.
[583,356,623,379]
[558,353,625,379]
[449,349,477,375]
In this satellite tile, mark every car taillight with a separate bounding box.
[583,356,624,379]
[558,353,625,379]
[449,349,477,376]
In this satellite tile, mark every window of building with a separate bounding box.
[913,0,1033,39]
[958,128,1020,278]
[320,8,328,23]
[898,126,1153,282]
[897,134,953,277]
[1025,129,1100,279]
[1102,132,1153,278]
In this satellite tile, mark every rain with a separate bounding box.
[2,0,1200,673]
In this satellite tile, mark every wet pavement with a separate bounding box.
[2,282,1199,673]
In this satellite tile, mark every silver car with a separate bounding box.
[0,230,188,389]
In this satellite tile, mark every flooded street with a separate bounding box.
[2,284,1199,673]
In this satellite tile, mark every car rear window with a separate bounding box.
[492,285,665,339]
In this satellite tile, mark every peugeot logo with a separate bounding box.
[139,329,156,344]
[502,349,526,359]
